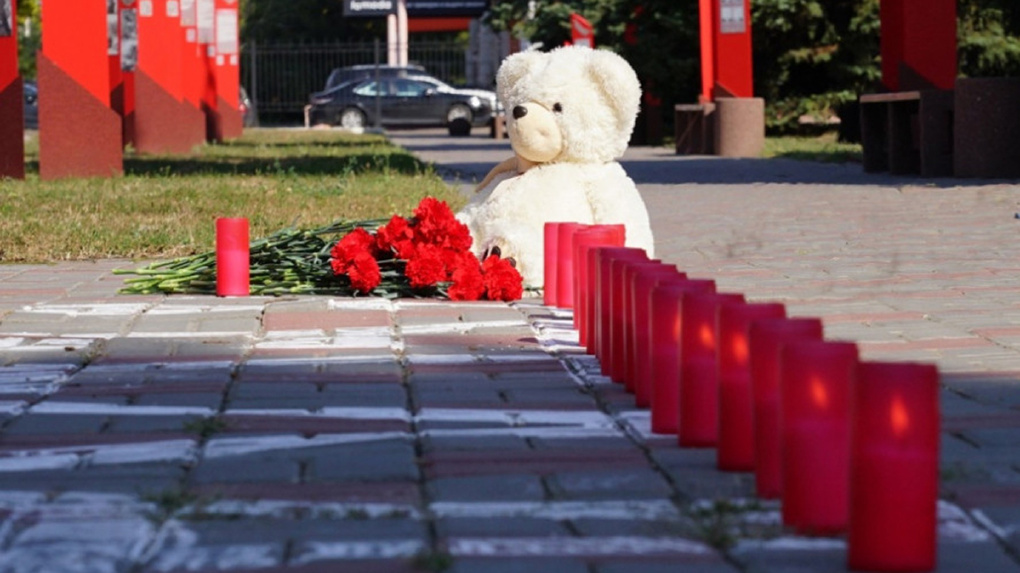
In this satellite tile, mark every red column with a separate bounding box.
[881,0,957,91]
[39,0,123,179]
[214,0,241,139]
[120,1,137,147]
[697,0,715,102]
[0,0,24,179]
[134,0,205,154]
[699,0,754,99]
[712,0,753,98]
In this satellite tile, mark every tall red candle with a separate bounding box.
[678,291,745,447]
[215,217,250,297]
[598,248,648,374]
[573,225,626,347]
[630,265,683,407]
[543,222,562,307]
[748,317,824,498]
[556,223,588,309]
[848,361,939,572]
[716,301,786,471]
[649,279,715,434]
[608,258,659,384]
[620,261,669,391]
[781,340,858,534]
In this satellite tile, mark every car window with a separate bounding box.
[353,80,389,97]
[393,79,430,97]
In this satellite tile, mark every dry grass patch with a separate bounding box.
[1,129,462,263]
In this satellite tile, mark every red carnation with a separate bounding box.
[346,252,382,293]
[331,227,377,269]
[375,215,416,259]
[405,244,447,289]
[482,255,524,301]
[412,197,459,242]
[447,252,485,301]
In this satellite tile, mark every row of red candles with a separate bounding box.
[545,222,940,573]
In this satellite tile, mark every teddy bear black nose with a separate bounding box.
[512,105,528,120]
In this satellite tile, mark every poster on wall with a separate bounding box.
[107,0,119,55]
[181,0,196,26]
[121,8,138,71]
[0,0,13,38]
[215,9,237,56]
[719,0,746,34]
[197,0,214,43]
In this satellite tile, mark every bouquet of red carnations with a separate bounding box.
[117,197,524,301]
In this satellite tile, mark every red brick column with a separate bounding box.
[0,0,24,180]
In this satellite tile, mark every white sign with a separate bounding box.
[166,0,179,17]
[180,0,196,26]
[139,0,153,17]
[197,0,214,43]
[121,9,138,70]
[215,8,238,55]
[107,0,119,55]
[720,0,746,34]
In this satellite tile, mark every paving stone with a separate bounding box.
[547,469,675,500]
[191,454,302,485]
[106,414,207,434]
[435,517,571,538]
[596,559,740,572]
[4,413,109,435]
[428,474,546,502]
[422,435,532,453]
[306,440,419,482]
[446,557,592,573]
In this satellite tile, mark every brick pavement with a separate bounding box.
[0,130,1018,571]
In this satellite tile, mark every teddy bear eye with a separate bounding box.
[552,103,563,113]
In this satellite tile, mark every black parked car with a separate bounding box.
[321,64,427,91]
[308,74,498,136]
[24,80,38,130]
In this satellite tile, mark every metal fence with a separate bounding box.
[241,39,468,123]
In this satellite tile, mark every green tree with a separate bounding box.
[958,0,1020,77]
[751,0,880,132]
[242,0,385,43]
[15,0,41,79]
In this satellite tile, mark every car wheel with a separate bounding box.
[338,107,367,130]
[447,104,473,137]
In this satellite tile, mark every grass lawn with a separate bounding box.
[762,132,863,163]
[1,129,462,264]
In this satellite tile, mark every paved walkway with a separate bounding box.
[0,129,1018,572]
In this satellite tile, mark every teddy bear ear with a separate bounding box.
[496,49,546,100]
[584,50,642,133]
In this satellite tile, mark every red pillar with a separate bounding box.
[116,0,138,148]
[214,0,241,139]
[134,0,205,154]
[881,0,957,91]
[0,0,25,179]
[700,0,754,99]
[39,0,123,179]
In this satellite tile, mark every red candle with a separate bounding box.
[543,222,562,307]
[781,340,858,534]
[678,291,745,447]
[215,217,250,297]
[748,317,824,498]
[848,361,939,572]
[608,258,659,384]
[716,301,786,471]
[649,279,715,434]
[630,265,684,407]
[621,261,669,391]
[556,223,588,309]
[598,248,648,373]
[573,225,626,347]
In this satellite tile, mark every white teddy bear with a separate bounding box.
[456,45,656,288]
